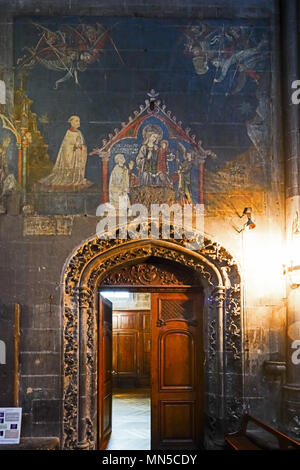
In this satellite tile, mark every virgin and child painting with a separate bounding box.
[4,16,271,214]
[107,120,204,208]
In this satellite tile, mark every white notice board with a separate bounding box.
[0,408,22,444]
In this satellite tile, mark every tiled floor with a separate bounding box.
[105,388,151,450]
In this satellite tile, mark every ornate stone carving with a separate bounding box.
[86,245,219,293]
[63,306,79,450]
[225,397,244,433]
[62,233,242,449]
[208,319,217,361]
[86,307,94,369]
[86,417,94,449]
[225,285,242,361]
[208,287,226,308]
[101,262,197,286]
[207,394,218,443]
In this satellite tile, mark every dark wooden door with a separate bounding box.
[151,291,203,450]
[98,294,113,449]
[112,310,151,386]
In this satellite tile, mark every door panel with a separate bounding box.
[112,310,151,386]
[117,332,137,376]
[160,401,195,444]
[98,295,112,449]
[160,331,194,389]
[151,291,203,450]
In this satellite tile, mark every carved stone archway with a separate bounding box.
[62,235,243,450]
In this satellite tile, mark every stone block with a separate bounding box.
[32,399,61,423]
[20,352,61,376]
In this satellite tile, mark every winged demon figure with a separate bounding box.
[17,22,124,89]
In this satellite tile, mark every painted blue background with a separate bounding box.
[11,16,271,204]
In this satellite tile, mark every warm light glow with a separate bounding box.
[242,229,286,301]
[286,226,300,288]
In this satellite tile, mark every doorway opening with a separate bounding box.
[101,291,151,450]
[97,261,204,451]
[62,236,243,450]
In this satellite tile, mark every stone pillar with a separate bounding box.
[198,158,205,205]
[76,287,92,450]
[209,286,226,448]
[281,0,300,440]
[100,152,110,203]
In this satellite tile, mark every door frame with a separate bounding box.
[61,237,243,450]
[97,285,204,450]
[98,294,113,450]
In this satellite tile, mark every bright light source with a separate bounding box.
[100,291,130,300]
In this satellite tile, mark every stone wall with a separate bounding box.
[0,0,288,447]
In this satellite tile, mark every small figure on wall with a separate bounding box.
[109,153,131,209]
[36,115,93,191]
[0,136,18,213]
[177,142,194,204]
[136,129,161,186]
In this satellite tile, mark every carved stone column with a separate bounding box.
[76,287,93,450]
[208,286,226,447]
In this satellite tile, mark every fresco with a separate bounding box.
[17,22,124,90]
[89,96,216,208]
[0,17,271,214]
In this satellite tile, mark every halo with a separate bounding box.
[142,123,163,141]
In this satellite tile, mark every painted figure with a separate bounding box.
[37,115,93,191]
[178,144,194,204]
[0,136,18,212]
[17,22,123,90]
[0,136,17,195]
[157,140,174,187]
[0,136,10,191]
[136,130,161,186]
[183,23,268,95]
[213,39,268,94]
[109,153,130,208]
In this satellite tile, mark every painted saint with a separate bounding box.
[136,130,161,186]
[36,115,93,191]
[109,153,131,208]
[0,136,18,211]
[177,143,194,204]
[157,139,175,187]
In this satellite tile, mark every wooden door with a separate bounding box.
[115,331,138,379]
[112,310,151,387]
[98,294,113,449]
[151,291,203,450]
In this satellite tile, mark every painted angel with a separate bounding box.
[17,22,123,89]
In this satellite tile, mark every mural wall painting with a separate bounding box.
[0,18,270,219]
[183,23,270,166]
[90,89,216,209]
[17,22,124,90]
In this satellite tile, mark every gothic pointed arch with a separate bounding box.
[62,233,243,450]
